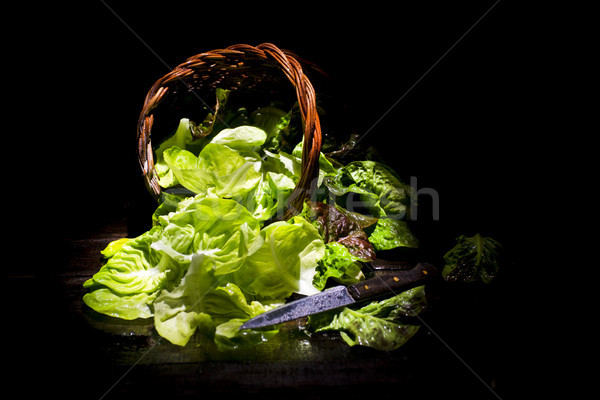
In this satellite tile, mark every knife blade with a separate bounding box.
[239,262,437,330]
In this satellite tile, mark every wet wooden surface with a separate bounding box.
[8,216,519,400]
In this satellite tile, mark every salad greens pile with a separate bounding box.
[83,89,426,351]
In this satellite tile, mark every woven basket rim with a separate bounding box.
[136,42,323,219]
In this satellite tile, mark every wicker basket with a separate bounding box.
[137,43,323,220]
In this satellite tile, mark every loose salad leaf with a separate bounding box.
[312,242,365,290]
[83,226,176,296]
[250,106,290,152]
[368,218,419,251]
[324,160,413,219]
[210,125,267,149]
[151,196,262,275]
[82,289,158,320]
[214,318,279,352]
[304,201,376,261]
[152,252,216,346]
[312,286,427,351]
[190,88,230,139]
[232,217,325,299]
[442,233,503,284]
[83,227,174,320]
[163,143,263,198]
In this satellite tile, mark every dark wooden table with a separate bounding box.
[8,211,521,400]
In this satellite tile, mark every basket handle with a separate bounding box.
[137,43,322,220]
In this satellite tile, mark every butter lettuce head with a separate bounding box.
[83,198,262,322]
[83,195,327,347]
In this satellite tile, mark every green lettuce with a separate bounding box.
[312,286,427,351]
[82,289,158,320]
[368,218,419,251]
[163,143,263,198]
[83,227,180,320]
[210,125,267,149]
[312,242,365,291]
[154,118,195,189]
[152,254,279,347]
[442,233,503,284]
[324,160,413,218]
[84,196,327,347]
[249,106,290,152]
[83,90,432,352]
[232,216,325,299]
[83,197,262,323]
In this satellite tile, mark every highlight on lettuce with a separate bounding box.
[83,90,426,351]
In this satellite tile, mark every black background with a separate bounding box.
[12,1,573,399]
[43,1,535,248]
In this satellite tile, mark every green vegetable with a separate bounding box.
[324,160,413,218]
[163,143,263,198]
[303,201,376,263]
[368,218,419,251]
[83,227,177,320]
[83,90,430,351]
[250,106,290,151]
[312,286,427,351]
[210,125,267,149]
[99,237,130,258]
[312,242,365,291]
[232,216,325,300]
[442,233,503,284]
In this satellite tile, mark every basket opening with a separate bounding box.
[148,62,300,150]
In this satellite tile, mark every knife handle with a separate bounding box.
[347,262,438,301]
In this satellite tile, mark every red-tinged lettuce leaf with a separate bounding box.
[306,202,376,261]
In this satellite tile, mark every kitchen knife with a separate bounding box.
[239,262,437,330]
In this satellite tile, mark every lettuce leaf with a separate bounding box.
[210,125,267,149]
[214,318,279,352]
[82,289,158,320]
[303,201,376,261]
[152,252,217,346]
[163,144,263,198]
[151,197,262,275]
[368,218,419,251]
[83,227,177,296]
[249,106,289,152]
[442,233,503,284]
[313,286,427,351]
[232,217,325,300]
[324,160,413,218]
[154,118,195,189]
[83,198,261,323]
[82,227,177,320]
[312,242,365,291]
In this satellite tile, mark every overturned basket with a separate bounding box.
[137,43,323,219]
